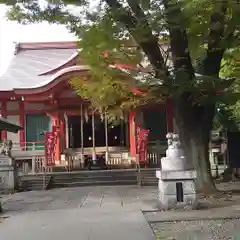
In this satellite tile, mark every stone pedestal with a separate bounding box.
[156,133,197,210]
[156,170,197,210]
[0,156,17,193]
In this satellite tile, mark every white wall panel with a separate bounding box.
[6,115,20,142]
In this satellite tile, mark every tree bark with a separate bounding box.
[174,94,217,193]
[180,124,216,193]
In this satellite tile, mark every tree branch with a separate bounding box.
[162,0,195,79]
[201,4,228,76]
[105,0,168,80]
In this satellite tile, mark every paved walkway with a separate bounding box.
[2,183,240,240]
[0,186,157,240]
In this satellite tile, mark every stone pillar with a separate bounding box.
[0,155,17,193]
[156,133,197,210]
[32,156,36,173]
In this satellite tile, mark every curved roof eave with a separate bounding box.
[39,51,80,76]
[13,65,90,95]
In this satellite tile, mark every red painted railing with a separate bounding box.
[12,141,45,151]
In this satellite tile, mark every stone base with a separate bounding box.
[156,170,197,210]
[0,156,17,192]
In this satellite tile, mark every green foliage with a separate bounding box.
[0,0,240,121]
[182,0,212,60]
[219,47,240,125]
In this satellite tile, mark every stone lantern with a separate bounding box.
[156,133,197,210]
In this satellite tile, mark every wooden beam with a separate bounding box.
[7,109,59,115]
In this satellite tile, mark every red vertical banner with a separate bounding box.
[45,126,58,167]
[136,125,150,167]
[129,112,136,157]
[141,129,150,168]
[45,132,55,166]
[136,124,141,153]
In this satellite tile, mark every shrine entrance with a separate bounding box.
[68,115,127,149]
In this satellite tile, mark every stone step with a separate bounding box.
[51,170,138,188]
[139,169,158,186]
[18,175,52,191]
[52,170,137,177]
[17,169,159,191]
[52,179,137,188]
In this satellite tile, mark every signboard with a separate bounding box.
[136,124,141,153]
[136,125,150,167]
[45,127,58,166]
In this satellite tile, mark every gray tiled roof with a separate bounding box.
[0,116,23,132]
[0,48,77,91]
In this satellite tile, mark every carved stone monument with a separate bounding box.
[0,140,17,193]
[156,133,197,210]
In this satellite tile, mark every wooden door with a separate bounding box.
[25,114,51,150]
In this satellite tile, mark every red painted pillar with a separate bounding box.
[129,112,136,158]
[60,116,66,151]
[1,101,7,142]
[19,101,25,149]
[167,99,173,132]
[50,113,61,163]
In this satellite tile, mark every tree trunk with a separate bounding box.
[186,131,216,193]
[174,95,217,194]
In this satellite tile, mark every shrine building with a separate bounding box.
[0,41,174,172]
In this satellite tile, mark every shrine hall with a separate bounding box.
[0,41,174,172]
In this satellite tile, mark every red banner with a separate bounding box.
[136,124,141,152]
[136,125,149,167]
[45,127,58,167]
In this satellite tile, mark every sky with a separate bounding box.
[0,4,76,76]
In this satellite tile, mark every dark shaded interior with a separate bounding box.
[68,116,126,148]
[143,109,167,142]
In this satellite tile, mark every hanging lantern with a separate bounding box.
[84,107,89,123]
[100,112,104,122]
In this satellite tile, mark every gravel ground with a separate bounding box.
[151,219,240,240]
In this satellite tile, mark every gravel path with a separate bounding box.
[151,218,240,240]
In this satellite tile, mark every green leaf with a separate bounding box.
[140,0,150,10]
